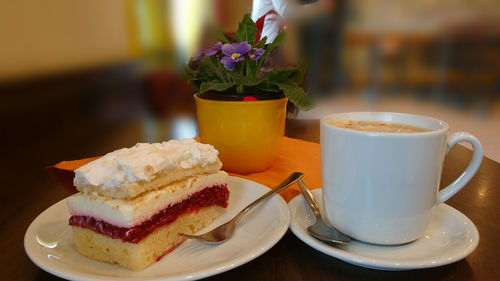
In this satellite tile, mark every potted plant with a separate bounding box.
[187,14,313,174]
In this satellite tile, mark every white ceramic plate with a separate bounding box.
[289,189,479,271]
[25,176,290,280]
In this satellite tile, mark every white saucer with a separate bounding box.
[25,176,290,281]
[288,189,479,271]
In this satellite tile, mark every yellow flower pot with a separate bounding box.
[194,94,287,174]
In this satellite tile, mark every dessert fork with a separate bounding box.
[180,172,303,243]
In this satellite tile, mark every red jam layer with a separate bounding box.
[69,184,229,243]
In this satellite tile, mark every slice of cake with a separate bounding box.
[67,139,230,270]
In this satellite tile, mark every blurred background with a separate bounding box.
[1,0,500,167]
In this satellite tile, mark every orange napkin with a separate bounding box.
[227,137,321,202]
[47,137,322,202]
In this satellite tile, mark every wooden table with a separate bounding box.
[1,115,499,280]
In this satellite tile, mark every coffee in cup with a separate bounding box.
[327,120,430,133]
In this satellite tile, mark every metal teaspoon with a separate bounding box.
[297,179,351,244]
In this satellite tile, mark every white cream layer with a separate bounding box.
[68,171,228,227]
[73,139,219,190]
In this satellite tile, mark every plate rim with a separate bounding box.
[24,176,291,281]
[288,188,480,271]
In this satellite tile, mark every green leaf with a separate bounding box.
[198,56,218,75]
[266,32,286,52]
[255,36,267,49]
[185,65,195,79]
[215,29,231,44]
[217,63,230,83]
[247,61,258,77]
[267,69,292,82]
[255,32,286,70]
[252,79,281,93]
[276,81,314,110]
[199,82,235,93]
[291,64,306,84]
[236,14,258,43]
[267,68,305,84]
[228,72,264,86]
[236,84,244,94]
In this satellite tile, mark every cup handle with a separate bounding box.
[437,132,483,204]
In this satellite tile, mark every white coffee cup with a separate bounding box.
[320,112,482,245]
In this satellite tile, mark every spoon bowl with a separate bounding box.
[297,179,351,244]
[307,220,350,244]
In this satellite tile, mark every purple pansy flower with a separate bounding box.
[193,50,204,61]
[193,43,223,60]
[204,43,223,56]
[248,48,265,61]
[221,42,251,70]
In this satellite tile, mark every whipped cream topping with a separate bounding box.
[74,139,219,189]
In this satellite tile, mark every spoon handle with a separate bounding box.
[234,172,303,223]
[297,179,322,219]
